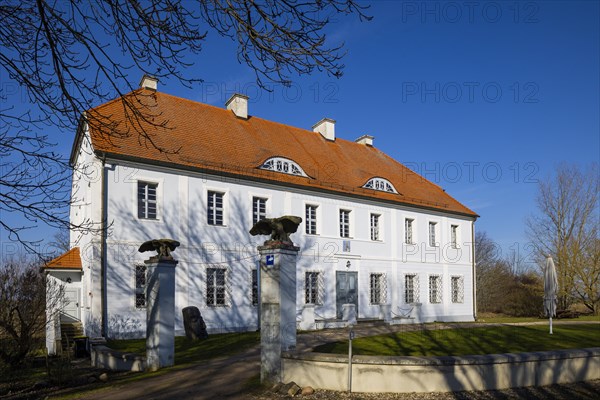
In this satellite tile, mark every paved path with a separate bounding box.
[63,321,599,400]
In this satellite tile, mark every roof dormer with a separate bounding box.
[362,177,398,194]
[259,157,308,177]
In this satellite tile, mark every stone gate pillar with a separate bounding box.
[145,257,178,371]
[258,243,299,384]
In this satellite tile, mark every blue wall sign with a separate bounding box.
[266,255,274,266]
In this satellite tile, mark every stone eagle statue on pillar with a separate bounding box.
[138,238,180,261]
[250,216,303,245]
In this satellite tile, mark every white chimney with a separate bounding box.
[226,93,249,119]
[312,118,336,141]
[139,74,158,91]
[355,134,374,146]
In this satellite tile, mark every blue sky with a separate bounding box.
[2,1,599,264]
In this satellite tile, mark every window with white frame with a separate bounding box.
[206,267,227,306]
[305,204,317,235]
[451,276,464,303]
[370,213,380,241]
[259,157,308,177]
[252,197,267,224]
[339,209,350,238]
[428,222,437,247]
[370,273,387,304]
[451,225,459,248]
[137,181,157,219]
[429,275,442,304]
[304,271,323,305]
[405,218,414,244]
[134,264,147,309]
[207,191,224,226]
[362,177,398,193]
[404,274,419,304]
[251,269,258,306]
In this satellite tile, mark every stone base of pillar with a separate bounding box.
[258,243,299,384]
[145,258,178,371]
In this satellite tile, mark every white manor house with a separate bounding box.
[44,76,478,347]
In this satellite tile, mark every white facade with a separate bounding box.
[67,144,475,339]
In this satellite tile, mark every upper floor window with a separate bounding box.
[339,209,351,238]
[405,218,414,244]
[451,225,459,248]
[362,177,398,194]
[305,204,318,235]
[208,191,224,226]
[252,197,267,224]
[428,222,437,247]
[370,213,380,241]
[138,181,157,219]
[259,157,308,177]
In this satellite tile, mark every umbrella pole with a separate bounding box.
[549,316,553,334]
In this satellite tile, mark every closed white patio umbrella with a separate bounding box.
[543,256,559,334]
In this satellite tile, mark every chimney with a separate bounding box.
[226,93,249,119]
[312,118,336,141]
[139,74,158,91]
[355,134,374,146]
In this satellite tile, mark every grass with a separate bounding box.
[314,324,600,357]
[107,331,260,365]
[475,314,600,324]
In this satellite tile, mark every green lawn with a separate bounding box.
[475,315,600,324]
[107,331,260,365]
[314,324,600,357]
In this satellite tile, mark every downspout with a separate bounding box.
[471,221,477,320]
[100,154,108,336]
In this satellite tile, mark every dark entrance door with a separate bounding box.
[336,271,358,319]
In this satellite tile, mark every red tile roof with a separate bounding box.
[84,89,477,217]
[44,247,82,270]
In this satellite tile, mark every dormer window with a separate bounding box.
[362,177,398,194]
[259,157,308,177]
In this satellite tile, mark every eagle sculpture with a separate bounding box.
[249,216,303,244]
[138,238,181,260]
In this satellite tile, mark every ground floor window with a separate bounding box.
[370,273,387,305]
[305,271,323,305]
[404,273,419,304]
[207,267,227,306]
[451,275,464,303]
[135,264,147,309]
[251,269,258,306]
[429,274,442,304]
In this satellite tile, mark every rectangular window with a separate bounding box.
[207,191,224,226]
[404,274,419,304]
[207,268,226,306]
[451,276,464,303]
[429,275,442,304]
[305,272,320,305]
[339,209,350,238]
[305,205,317,235]
[252,197,267,225]
[451,225,458,248]
[370,213,380,241]
[137,181,157,219]
[135,264,147,309]
[251,269,258,306]
[405,218,414,244]
[370,273,386,304]
[429,222,437,247]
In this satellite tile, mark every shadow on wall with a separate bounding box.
[105,184,290,339]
